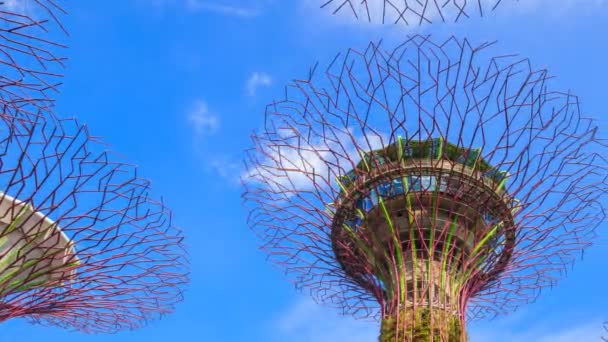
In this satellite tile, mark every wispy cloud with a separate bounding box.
[185,0,260,17]
[187,100,220,138]
[184,100,244,184]
[246,72,272,96]
[273,297,604,341]
[272,297,377,342]
[243,129,385,194]
[2,0,22,11]
[495,0,607,17]
[470,318,605,341]
[208,156,242,185]
[1,0,40,15]
[145,0,269,17]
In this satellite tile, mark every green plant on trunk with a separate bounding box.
[379,307,464,342]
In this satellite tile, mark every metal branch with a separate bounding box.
[320,0,513,25]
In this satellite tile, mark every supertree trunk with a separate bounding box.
[380,308,464,342]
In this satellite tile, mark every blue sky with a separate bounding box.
[2,1,608,341]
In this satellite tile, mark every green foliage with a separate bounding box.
[379,307,464,342]
[343,138,504,192]
[0,210,77,295]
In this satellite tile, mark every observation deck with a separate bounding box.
[330,138,517,308]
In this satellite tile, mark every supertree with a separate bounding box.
[243,35,607,341]
[0,0,67,110]
[0,1,188,334]
[320,0,514,25]
[0,107,188,333]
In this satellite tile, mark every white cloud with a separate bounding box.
[490,0,607,18]
[2,0,22,11]
[187,100,220,137]
[243,128,386,193]
[208,157,242,185]
[144,0,269,17]
[184,101,242,184]
[1,0,43,16]
[272,297,377,342]
[246,72,272,96]
[470,319,605,341]
[185,0,260,17]
[273,297,605,341]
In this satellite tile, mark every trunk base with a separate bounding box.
[379,308,464,342]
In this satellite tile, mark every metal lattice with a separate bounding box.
[0,109,188,333]
[0,0,67,112]
[320,0,513,25]
[243,35,607,339]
